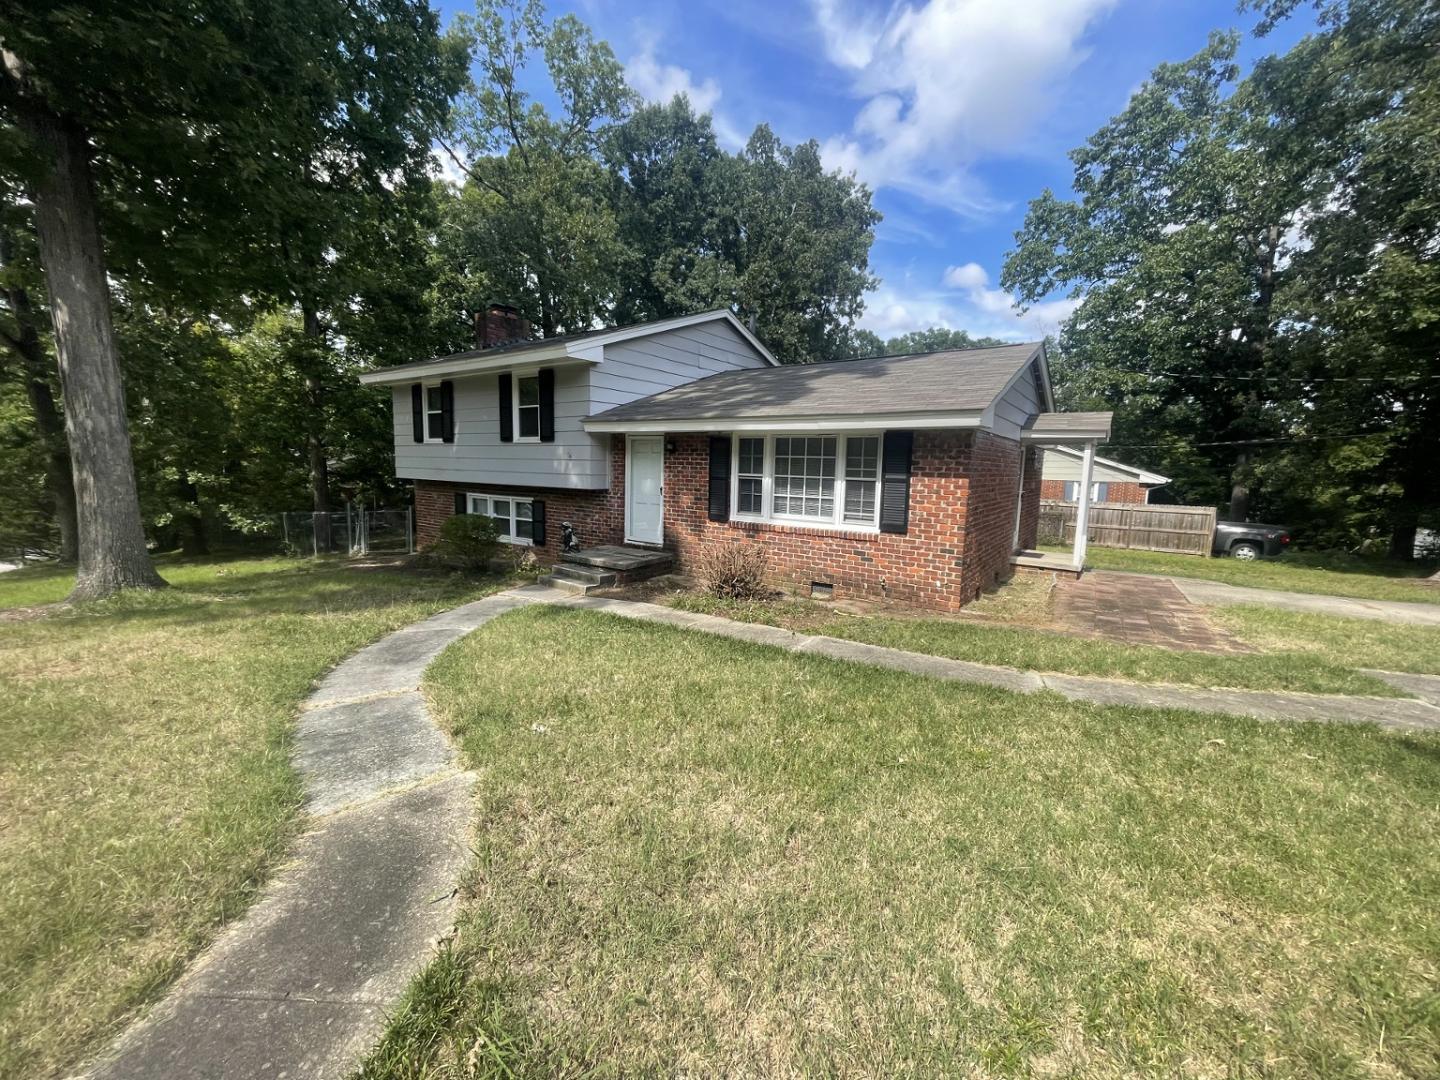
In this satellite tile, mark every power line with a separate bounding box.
[1107,430,1391,449]
[1094,371,1434,385]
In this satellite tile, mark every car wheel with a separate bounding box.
[1230,541,1262,560]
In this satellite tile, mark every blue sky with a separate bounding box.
[436,0,1315,343]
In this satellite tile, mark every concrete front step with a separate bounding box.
[548,563,617,588]
[561,545,674,582]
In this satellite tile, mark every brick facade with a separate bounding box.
[415,429,1029,610]
[1018,447,1043,550]
[1039,478,1147,504]
[413,435,627,558]
[663,429,1022,610]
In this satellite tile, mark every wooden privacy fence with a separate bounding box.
[1038,500,1217,556]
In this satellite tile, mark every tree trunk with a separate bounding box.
[0,227,78,561]
[1227,452,1250,522]
[177,473,208,556]
[1387,523,1416,562]
[301,300,332,552]
[8,80,164,597]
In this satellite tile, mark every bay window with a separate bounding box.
[466,493,534,544]
[731,433,882,530]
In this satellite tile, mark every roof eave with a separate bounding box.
[583,410,987,434]
[357,345,581,385]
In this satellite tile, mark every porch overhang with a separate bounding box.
[1020,411,1113,443]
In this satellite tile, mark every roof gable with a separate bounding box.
[359,309,776,386]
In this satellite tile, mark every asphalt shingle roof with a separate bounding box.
[586,342,1045,423]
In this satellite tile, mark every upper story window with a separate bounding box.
[515,374,541,440]
[425,384,444,441]
[732,433,882,531]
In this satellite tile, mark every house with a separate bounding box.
[1041,447,1169,504]
[359,305,1112,610]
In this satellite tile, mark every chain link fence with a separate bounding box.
[275,506,414,558]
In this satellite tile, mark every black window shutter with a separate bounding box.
[411,384,424,442]
[880,431,913,534]
[708,436,732,522]
[498,373,513,443]
[538,368,555,443]
[454,491,466,515]
[530,499,546,546]
[440,380,455,443]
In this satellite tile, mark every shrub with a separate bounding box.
[430,513,501,574]
[698,542,771,600]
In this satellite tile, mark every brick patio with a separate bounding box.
[1054,570,1251,653]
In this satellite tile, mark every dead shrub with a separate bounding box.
[699,543,771,600]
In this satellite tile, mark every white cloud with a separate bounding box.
[626,47,723,115]
[625,45,749,149]
[942,261,989,289]
[861,262,1079,341]
[814,0,1116,212]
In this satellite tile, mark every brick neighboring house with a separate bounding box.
[360,307,1112,611]
[1040,447,1170,505]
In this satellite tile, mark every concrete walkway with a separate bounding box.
[86,589,542,1080]
[548,593,1440,734]
[82,582,1440,1079]
[1111,571,1440,627]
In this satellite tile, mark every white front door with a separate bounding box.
[626,436,665,545]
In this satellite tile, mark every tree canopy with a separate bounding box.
[1003,0,1438,554]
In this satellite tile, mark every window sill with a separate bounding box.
[498,536,533,547]
[727,517,880,541]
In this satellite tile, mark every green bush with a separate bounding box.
[430,513,501,574]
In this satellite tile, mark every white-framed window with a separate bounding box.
[514,374,540,441]
[425,383,444,442]
[730,433,882,531]
[737,437,765,515]
[1063,481,1109,503]
[466,493,534,545]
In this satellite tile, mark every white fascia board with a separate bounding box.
[584,412,985,434]
[1033,342,1057,412]
[358,346,579,385]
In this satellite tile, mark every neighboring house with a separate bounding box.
[1040,447,1170,504]
[359,306,1112,611]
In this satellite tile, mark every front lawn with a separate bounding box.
[362,606,1440,1077]
[1044,545,1440,605]
[667,593,1405,697]
[1214,605,1440,675]
[0,557,501,1080]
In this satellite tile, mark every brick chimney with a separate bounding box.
[474,303,531,349]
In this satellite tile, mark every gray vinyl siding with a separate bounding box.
[589,321,771,407]
[392,364,609,489]
[388,318,770,490]
[1041,452,1148,485]
[990,361,1044,440]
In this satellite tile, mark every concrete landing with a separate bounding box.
[86,587,545,1080]
[562,545,674,574]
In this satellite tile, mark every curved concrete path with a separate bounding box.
[82,582,1440,1078]
[86,589,542,1080]
[547,593,1440,733]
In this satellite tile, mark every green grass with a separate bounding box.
[360,606,1440,1078]
[667,593,1403,697]
[1215,605,1440,675]
[0,556,504,1080]
[1042,545,1440,605]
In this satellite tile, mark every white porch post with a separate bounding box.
[1072,439,1096,569]
[1010,447,1028,552]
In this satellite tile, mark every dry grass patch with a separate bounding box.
[360,606,1440,1078]
[0,557,504,1080]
